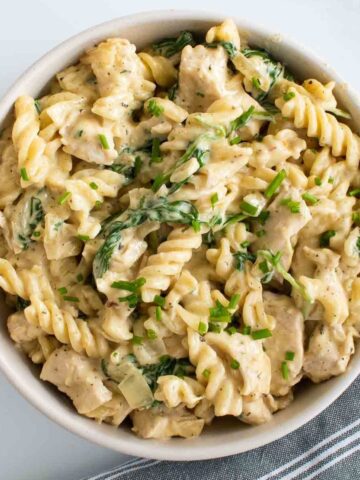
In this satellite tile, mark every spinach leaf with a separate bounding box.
[141,356,194,391]
[152,31,196,58]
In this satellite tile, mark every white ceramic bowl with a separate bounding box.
[0,10,359,461]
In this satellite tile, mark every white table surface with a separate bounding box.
[1,0,360,478]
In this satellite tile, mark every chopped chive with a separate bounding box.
[230,358,240,370]
[228,294,240,310]
[134,156,142,177]
[256,229,266,237]
[314,177,322,186]
[210,193,219,208]
[146,329,157,340]
[151,137,162,164]
[241,240,250,248]
[328,177,334,184]
[77,235,90,242]
[119,293,139,308]
[154,295,165,307]
[147,99,164,117]
[20,167,29,181]
[229,106,255,133]
[283,91,295,101]
[32,231,41,238]
[302,192,319,205]
[202,368,211,379]
[229,136,242,145]
[281,361,289,380]
[352,212,360,225]
[131,335,143,345]
[192,220,201,233]
[319,230,336,247]
[57,191,71,205]
[285,351,295,361]
[242,326,251,335]
[259,260,270,274]
[155,306,162,322]
[198,321,208,335]
[89,182,98,190]
[251,328,272,340]
[264,169,287,199]
[208,323,222,333]
[76,274,84,283]
[280,197,301,213]
[34,99,41,114]
[226,326,238,335]
[75,129,84,138]
[58,287,68,295]
[258,210,270,225]
[348,188,360,197]
[99,134,110,150]
[94,200,103,208]
[63,295,80,302]
[240,200,259,216]
[252,77,261,89]
[111,278,146,291]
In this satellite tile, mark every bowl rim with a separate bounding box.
[0,9,359,461]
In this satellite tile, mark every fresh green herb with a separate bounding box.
[352,212,360,225]
[152,31,196,57]
[252,328,272,340]
[233,250,256,271]
[141,356,194,391]
[229,106,255,134]
[281,361,289,380]
[208,323,222,333]
[168,82,178,101]
[280,197,301,213]
[348,188,360,197]
[357,237,360,256]
[285,351,295,361]
[229,136,242,145]
[54,221,63,231]
[57,191,71,205]
[111,278,146,292]
[150,138,162,164]
[32,231,40,238]
[154,295,165,307]
[242,325,251,335]
[131,335,143,345]
[256,229,266,237]
[202,368,211,379]
[93,197,199,278]
[58,287,68,295]
[328,177,334,184]
[20,168,29,181]
[76,274,84,283]
[146,329,157,340]
[211,193,219,208]
[209,300,231,324]
[34,99,41,114]
[206,41,237,58]
[95,201,102,208]
[119,293,139,308]
[98,134,110,150]
[240,200,259,216]
[327,108,351,120]
[198,321,208,335]
[302,192,319,205]
[226,326,238,335]
[319,230,336,247]
[77,235,90,242]
[241,240,250,248]
[16,297,30,311]
[252,77,261,89]
[228,294,240,310]
[283,91,295,101]
[63,295,79,302]
[89,182,98,190]
[16,195,45,250]
[264,169,287,199]
[75,129,84,138]
[314,177,322,186]
[196,91,205,97]
[230,358,240,370]
[257,250,313,303]
[259,259,273,284]
[147,99,164,117]
[155,306,162,322]
[258,210,270,225]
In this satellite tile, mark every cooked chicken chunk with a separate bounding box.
[40,346,112,414]
[176,45,229,113]
[241,392,293,425]
[263,292,304,396]
[303,323,355,382]
[7,311,43,343]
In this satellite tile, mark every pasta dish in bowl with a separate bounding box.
[0,11,359,459]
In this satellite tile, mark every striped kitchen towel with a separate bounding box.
[85,376,360,480]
